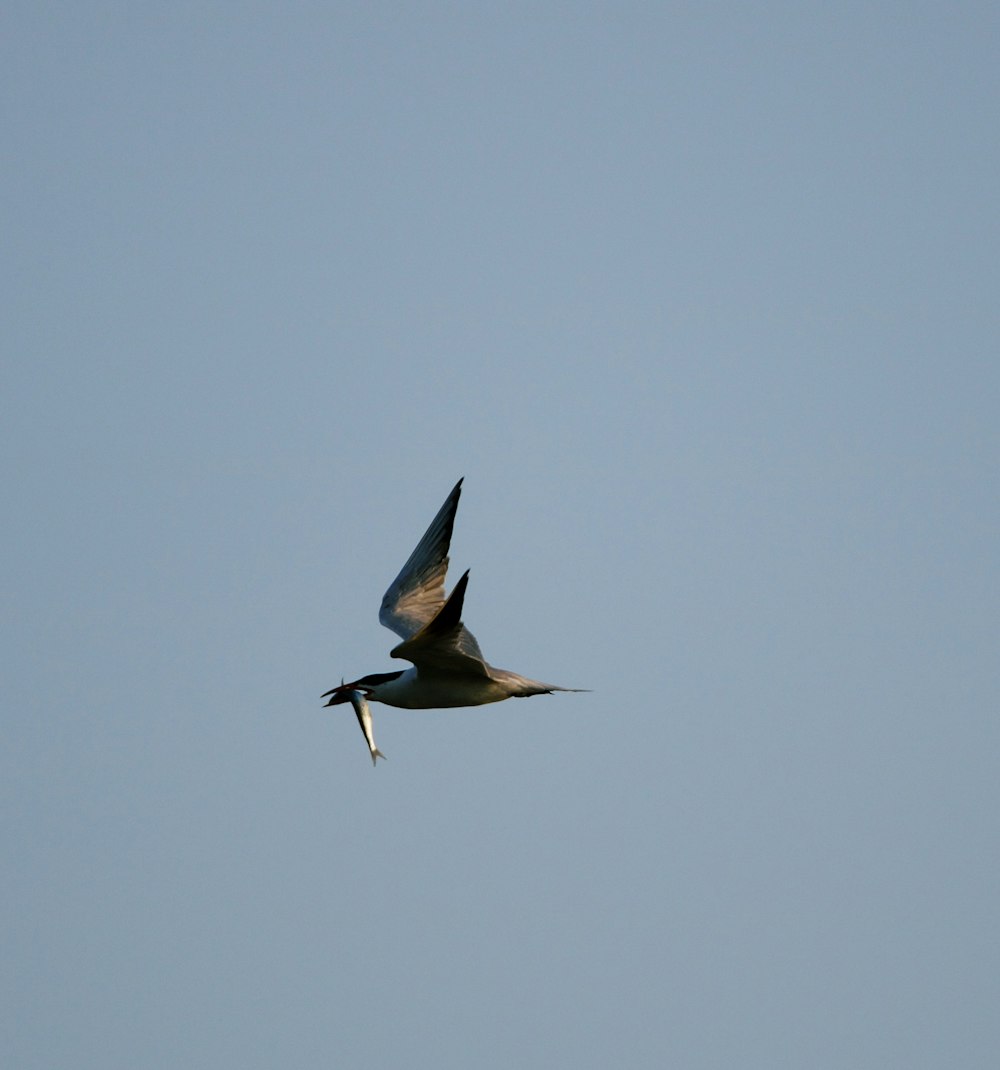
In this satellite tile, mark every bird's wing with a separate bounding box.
[390,570,492,677]
[379,478,464,640]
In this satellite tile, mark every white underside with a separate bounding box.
[369,666,557,709]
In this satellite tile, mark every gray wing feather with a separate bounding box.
[379,478,464,641]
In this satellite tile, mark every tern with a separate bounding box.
[323,478,584,763]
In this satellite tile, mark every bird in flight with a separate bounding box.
[323,478,584,763]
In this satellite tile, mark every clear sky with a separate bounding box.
[3,4,998,1068]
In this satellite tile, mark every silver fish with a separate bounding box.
[345,689,386,766]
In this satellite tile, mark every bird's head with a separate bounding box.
[321,670,404,706]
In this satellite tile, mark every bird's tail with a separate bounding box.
[371,748,387,766]
[491,669,589,698]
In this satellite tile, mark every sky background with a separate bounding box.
[3,3,998,1067]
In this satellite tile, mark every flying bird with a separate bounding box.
[323,478,584,763]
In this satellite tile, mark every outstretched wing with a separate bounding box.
[379,478,464,641]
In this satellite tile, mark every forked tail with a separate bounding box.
[492,669,589,698]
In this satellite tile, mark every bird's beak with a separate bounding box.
[322,677,351,706]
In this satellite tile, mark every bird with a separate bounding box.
[322,478,584,763]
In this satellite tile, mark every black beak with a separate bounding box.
[322,677,351,706]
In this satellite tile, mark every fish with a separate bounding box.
[344,688,386,766]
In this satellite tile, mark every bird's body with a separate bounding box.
[351,665,566,709]
[323,478,583,761]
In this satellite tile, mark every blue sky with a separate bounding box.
[3,4,998,1067]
